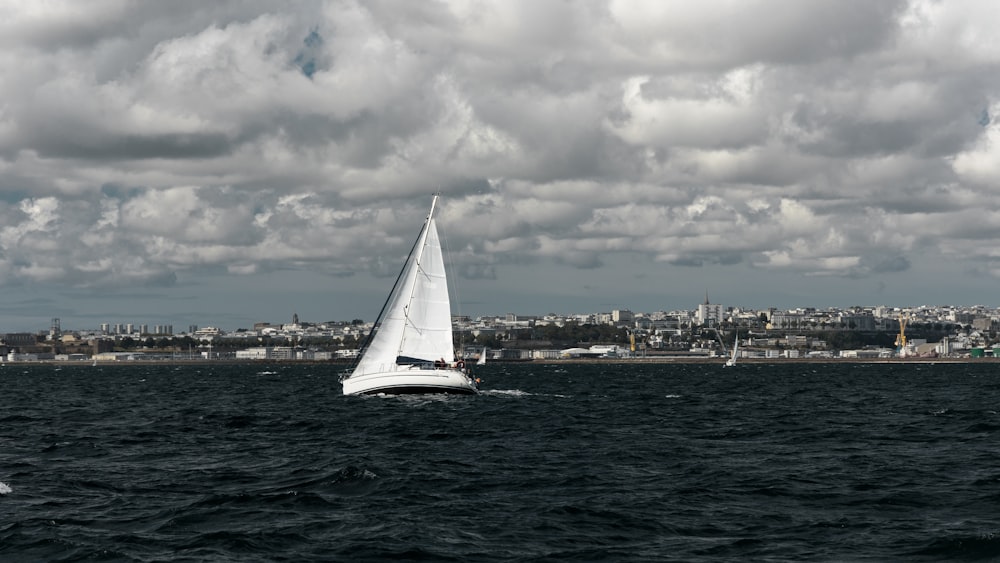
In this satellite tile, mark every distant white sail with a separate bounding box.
[724,333,738,367]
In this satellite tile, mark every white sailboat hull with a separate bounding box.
[343,366,477,395]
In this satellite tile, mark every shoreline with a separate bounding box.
[5,356,999,366]
[528,357,1000,364]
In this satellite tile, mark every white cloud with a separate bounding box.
[1,0,1000,330]
[609,72,766,150]
[952,102,1000,186]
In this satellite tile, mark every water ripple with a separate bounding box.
[2,362,1000,561]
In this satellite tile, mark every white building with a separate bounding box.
[696,294,724,326]
[236,347,273,360]
[612,309,634,324]
[235,346,296,360]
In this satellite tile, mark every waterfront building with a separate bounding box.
[236,347,273,360]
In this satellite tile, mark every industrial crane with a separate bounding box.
[895,314,909,358]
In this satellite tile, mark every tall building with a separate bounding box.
[612,309,634,325]
[696,292,724,326]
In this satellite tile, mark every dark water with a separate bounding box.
[2,362,1000,562]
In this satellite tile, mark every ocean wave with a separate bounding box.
[482,389,573,398]
[482,389,533,397]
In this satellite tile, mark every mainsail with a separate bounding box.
[352,198,455,376]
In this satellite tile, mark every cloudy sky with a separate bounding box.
[1,0,999,332]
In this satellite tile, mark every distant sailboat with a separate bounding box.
[724,334,738,367]
[341,196,478,396]
[477,347,487,366]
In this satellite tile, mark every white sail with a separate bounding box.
[724,333,738,367]
[477,347,487,366]
[395,219,454,364]
[344,196,476,395]
[352,215,452,375]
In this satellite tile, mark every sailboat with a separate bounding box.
[341,195,478,395]
[724,333,738,367]
[477,347,487,366]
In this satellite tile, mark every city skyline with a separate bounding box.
[6,298,999,336]
[2,2,1000,334]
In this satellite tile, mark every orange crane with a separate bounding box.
[895,314,908,357]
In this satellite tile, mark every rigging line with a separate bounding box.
[347,209,427,375]
[438,204,464,354]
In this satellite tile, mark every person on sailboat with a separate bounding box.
[435,358,447,369]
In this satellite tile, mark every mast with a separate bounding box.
[393,195,438,358]
[428,193,438,223]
